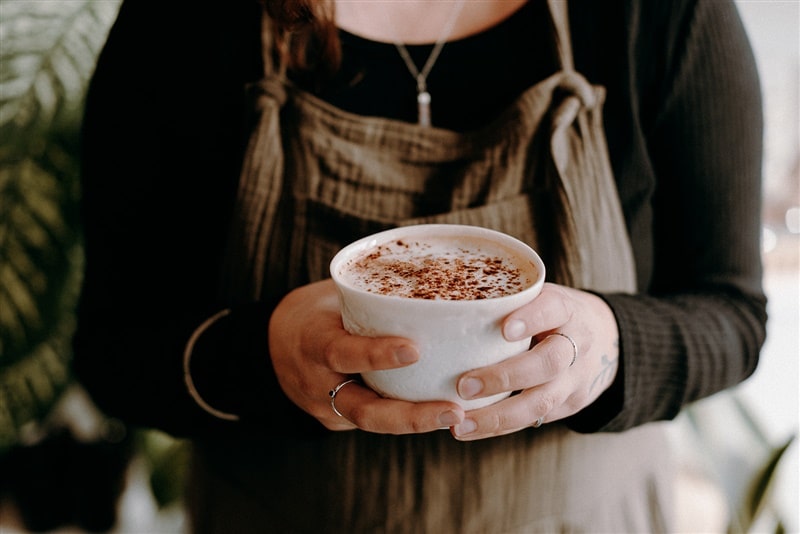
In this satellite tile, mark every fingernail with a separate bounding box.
[438,410,462,427]
[459,377,483,399]
[504,319,526,340]
[454,419,477,436]
[395,346,418,364]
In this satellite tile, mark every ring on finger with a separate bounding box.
[329,378,360,418]
[548,332,578,367]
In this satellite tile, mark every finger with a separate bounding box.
[457,334,574,400]
[452,383,570,441]
[322,333,421,374]
[502,283,574,341]
[319,378,360,431]
[544,332,579,368]
[328,382,465,435]
[274,280,420,374]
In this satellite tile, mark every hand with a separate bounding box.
[268,279,465,433]
[451,283,619,440]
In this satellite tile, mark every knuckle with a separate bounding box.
[540,347,562,377]
[532,393,556,415]
[407,417,429,435]
[527,304,550,329]
[495,366,516,392]
[365,346,385,369]
[322,342,340,370]
[544,283,572,314]
[348,404,369,428]
[552,287,577,325]
[480,409,516,434]
[493,405,528,434]
[485,410,507,433]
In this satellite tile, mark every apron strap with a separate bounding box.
[547,0,574,72]
[545,0,637,292]
[221,12,288,302]
[260,8,286,80]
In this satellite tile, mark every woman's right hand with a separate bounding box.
[268,279,465,433]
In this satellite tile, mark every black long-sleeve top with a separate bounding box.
[73,0,767,440]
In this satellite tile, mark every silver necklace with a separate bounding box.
[392,0,466,126]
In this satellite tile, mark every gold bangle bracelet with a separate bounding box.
[182,308,240,421]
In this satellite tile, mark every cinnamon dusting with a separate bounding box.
[346,239,530,300]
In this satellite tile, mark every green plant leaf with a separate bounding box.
[138,430,191,509]
[0,155,79,362]
[0,0,121,449]
[0,0,121,143]
[0,313,75,452]
[683,395,795,534]
[729,434,796,533]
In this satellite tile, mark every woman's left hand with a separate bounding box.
[452,282,620,440]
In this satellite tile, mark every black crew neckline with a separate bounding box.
[309,0,556,131]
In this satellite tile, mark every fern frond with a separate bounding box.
[0,156,78,364]
[0,314,74,452]
[0,0,120,449]
[0,0,121,139]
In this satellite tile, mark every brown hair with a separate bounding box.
[261,0,341,82]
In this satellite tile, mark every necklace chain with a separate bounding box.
[392,0,467,126]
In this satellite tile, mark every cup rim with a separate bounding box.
[329,224,546,305]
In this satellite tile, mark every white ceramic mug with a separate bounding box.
[330,224,546,410]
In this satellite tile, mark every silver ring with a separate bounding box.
[329,379,359,418]
[549,332,578,367]
[533,417,544,428]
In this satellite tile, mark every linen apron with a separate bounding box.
[190,1,674,532]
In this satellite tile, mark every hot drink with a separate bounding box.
[339,236,538,301]
[330,224,546,410]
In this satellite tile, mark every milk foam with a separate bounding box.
[341,236,537,300]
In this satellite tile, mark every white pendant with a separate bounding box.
[417,91,431,127]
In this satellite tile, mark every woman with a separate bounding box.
[74,0,766,531]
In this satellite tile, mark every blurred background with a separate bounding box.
[0,1,797,533]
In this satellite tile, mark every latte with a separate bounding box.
[339,236,538,300]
